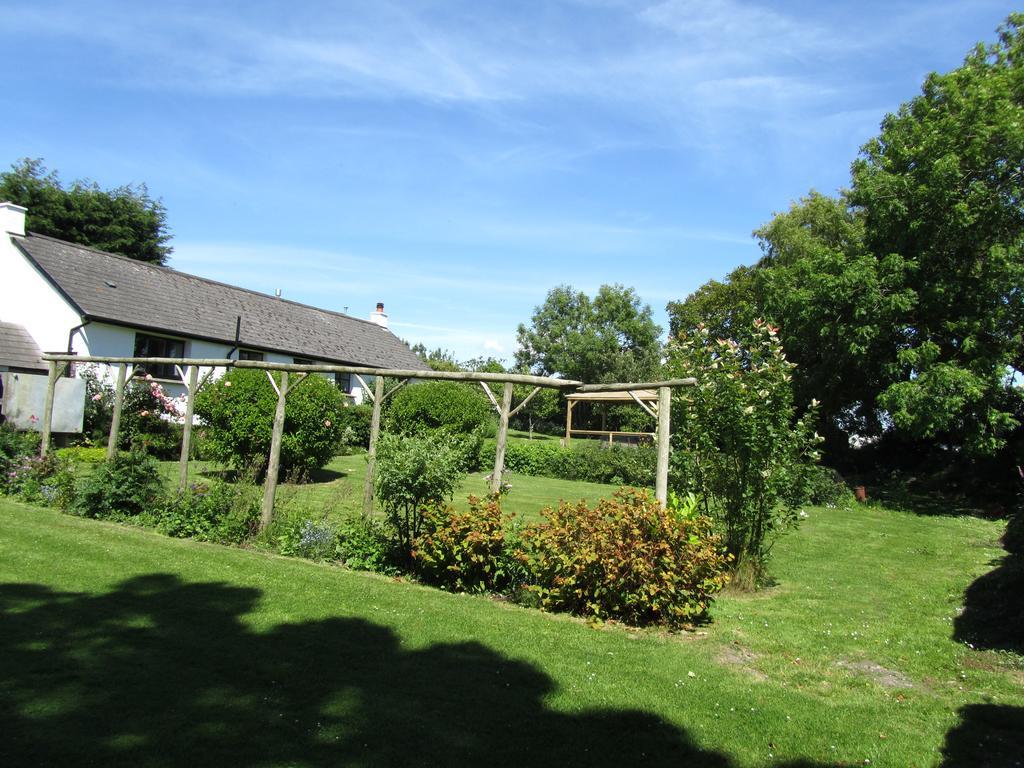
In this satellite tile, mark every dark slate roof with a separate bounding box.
[13,233,428,371]
[0,322,46,372]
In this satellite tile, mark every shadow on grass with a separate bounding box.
[954,511,1024,654]
[0,574,828,768]
[867,484,985,518]
[940,703,1024,767]
[195,466,349,485]
[304,466,348,484]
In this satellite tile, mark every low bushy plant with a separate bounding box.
[0,423,40,479]
[520,488,730,628]
[801,465,856,509]
[374,432,466,558]
[335,404,373,449]
[73,451,164,519]
[277,516,339,561]
[158,479,261,544]
[335,515,398,573]
[413,496,521,593]
[193,368,348,475]
[3,452,75,508]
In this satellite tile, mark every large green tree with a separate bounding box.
[0,158,172,264]
[847,16,1024,455]
[515,284,662,384]
[668,15,1024,459]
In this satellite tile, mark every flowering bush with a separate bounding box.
[519,488,730,628]
[277,517,338,561]
[3,452,76,508]
[193,369,348,475]
[0,423,40,482]
[666,320,822,588]
[80,366,184,458]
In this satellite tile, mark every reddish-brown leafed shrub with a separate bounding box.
[521,488,730,628]
[413,497,522,594]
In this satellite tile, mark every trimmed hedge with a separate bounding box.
[481,440,656,487]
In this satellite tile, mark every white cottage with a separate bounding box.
[0,202,427,399]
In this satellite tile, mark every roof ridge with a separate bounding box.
[23,231,384,328]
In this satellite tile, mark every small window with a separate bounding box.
[293,357,313,366]
[238,349,264,361]
[335,372,352,393]
[133,333,185,380]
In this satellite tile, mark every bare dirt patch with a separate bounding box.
[717,643,768,681]
[836,659,913,689]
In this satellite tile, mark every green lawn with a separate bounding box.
[2,491,1021,766]
[166,451,623,524]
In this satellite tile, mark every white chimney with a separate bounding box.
[0,202,27,236]
[369,301,389,328]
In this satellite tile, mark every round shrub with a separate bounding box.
[193,369,348,475]
[520,488,730,628]
[385,381,493,436]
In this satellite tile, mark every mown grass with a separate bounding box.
[163,451,621,524]
[2,488,1021,766]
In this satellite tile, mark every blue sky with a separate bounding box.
[0,0,1014,363]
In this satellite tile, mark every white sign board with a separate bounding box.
[1,371,85,433]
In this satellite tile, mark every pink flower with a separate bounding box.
[144,374,153,382]
[224,381,232,387]
[140,410,149,417]
[323,419,332,427]
[29,414,38,423]
[91,393,103,402]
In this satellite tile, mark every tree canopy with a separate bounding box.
[0,158,172,265]
[668,14,1024,463]
[515,284,662,384]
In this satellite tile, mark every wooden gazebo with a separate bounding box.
[564,388,658,445]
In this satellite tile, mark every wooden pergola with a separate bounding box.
[37,354,694,529]
[564,388,658,446]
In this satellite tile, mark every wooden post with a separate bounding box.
[260,370,289,531]
[565,399,574,446]
[362,375,385,518]
[655,385,671,506]
[178,365,199,492]
[107,364,129,461]
[490,382,514,495]
[39,361,60,457]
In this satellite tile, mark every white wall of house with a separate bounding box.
[73,322,366,401]
[1,215,82,354]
